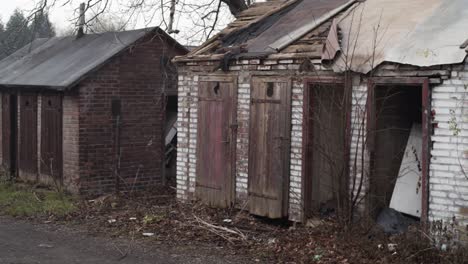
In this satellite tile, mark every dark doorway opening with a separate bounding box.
[164,95,178,187]
[369,84,423,219]
[303,80,347,218]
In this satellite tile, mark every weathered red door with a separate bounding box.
[2,94,17,175]
[196,76,237,208]
[248,77,291,218]
[19,94,38,174]
[41,94,63,181]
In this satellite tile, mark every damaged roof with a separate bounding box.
[187,0,355,58]
[334,0,468,73]
[0,27,185,90]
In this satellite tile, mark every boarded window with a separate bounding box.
[19,94,38,174]
[248,77,291,218]
[195,76,237,208]
[41,95,63,180]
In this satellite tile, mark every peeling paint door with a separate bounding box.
[248,77,291,218]
[2,94,18,176]
[196,76,237,208]
[41,94,63,181]
[19,94,38,175]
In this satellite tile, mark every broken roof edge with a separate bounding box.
[353,55,468,77]
[186,0,300,57]
[267,0,359,53]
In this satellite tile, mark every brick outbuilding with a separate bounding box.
[0,28,187,195]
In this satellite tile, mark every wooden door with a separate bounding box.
[195,76,237,208]
[2,94,17,175]
[19,94,38,174]
[41,95,63,181]
[248,77,291,218]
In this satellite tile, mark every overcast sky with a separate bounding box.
[0,0,240,45]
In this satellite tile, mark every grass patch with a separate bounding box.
[0,183,76,217]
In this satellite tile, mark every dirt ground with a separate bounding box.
[0,216,250,264]
[1,187,467,264]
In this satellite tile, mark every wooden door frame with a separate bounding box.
[248,75,292,217]
[367,77,430,223]
[196,74,238,206]
[302,76,350,218]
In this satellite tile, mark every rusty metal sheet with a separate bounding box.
[246,0,351,53]
[41,94,62,180]
[248,77,291,218]
[19,94,38,174]
[334,0,468,73]
[195,78,237,208]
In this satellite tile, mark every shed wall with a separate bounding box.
[176,58,333,221]
[77,35,185,196]
[348,59,468,235]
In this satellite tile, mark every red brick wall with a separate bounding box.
[74,34,185,196]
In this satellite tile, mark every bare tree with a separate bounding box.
[25,0,257,44]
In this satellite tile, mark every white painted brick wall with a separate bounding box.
[288,80,305,221]
[349,77,370,209]
[429,58,468,227]
[235,72,250,199]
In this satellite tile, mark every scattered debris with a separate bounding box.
[38,243,54,248]
[223,219,233,223]
[388,243,398,252]
[107,219,117,224]
[142,233,155,237]
[129,217,137,221]
[267,238,277,245]
[376,208,416,234]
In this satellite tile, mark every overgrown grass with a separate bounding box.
[0,183,76,217]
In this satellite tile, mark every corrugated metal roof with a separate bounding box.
[334,0,468,73]
[0,28,172,90]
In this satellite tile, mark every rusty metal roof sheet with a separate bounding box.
[0,28,185,90]
[334,0,468,73]
[248,0,353,52]
[189,0,354,57]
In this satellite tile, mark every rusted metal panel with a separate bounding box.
[196,77,237,208]
[19,94,38,174]
[248,77,291,218]
[336,0,468,73]
[41,94,63,181]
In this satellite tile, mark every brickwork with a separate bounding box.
[0,33,186,196]
[62,94,80,193]
[76,35,184,196]
[428,59,468,227]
